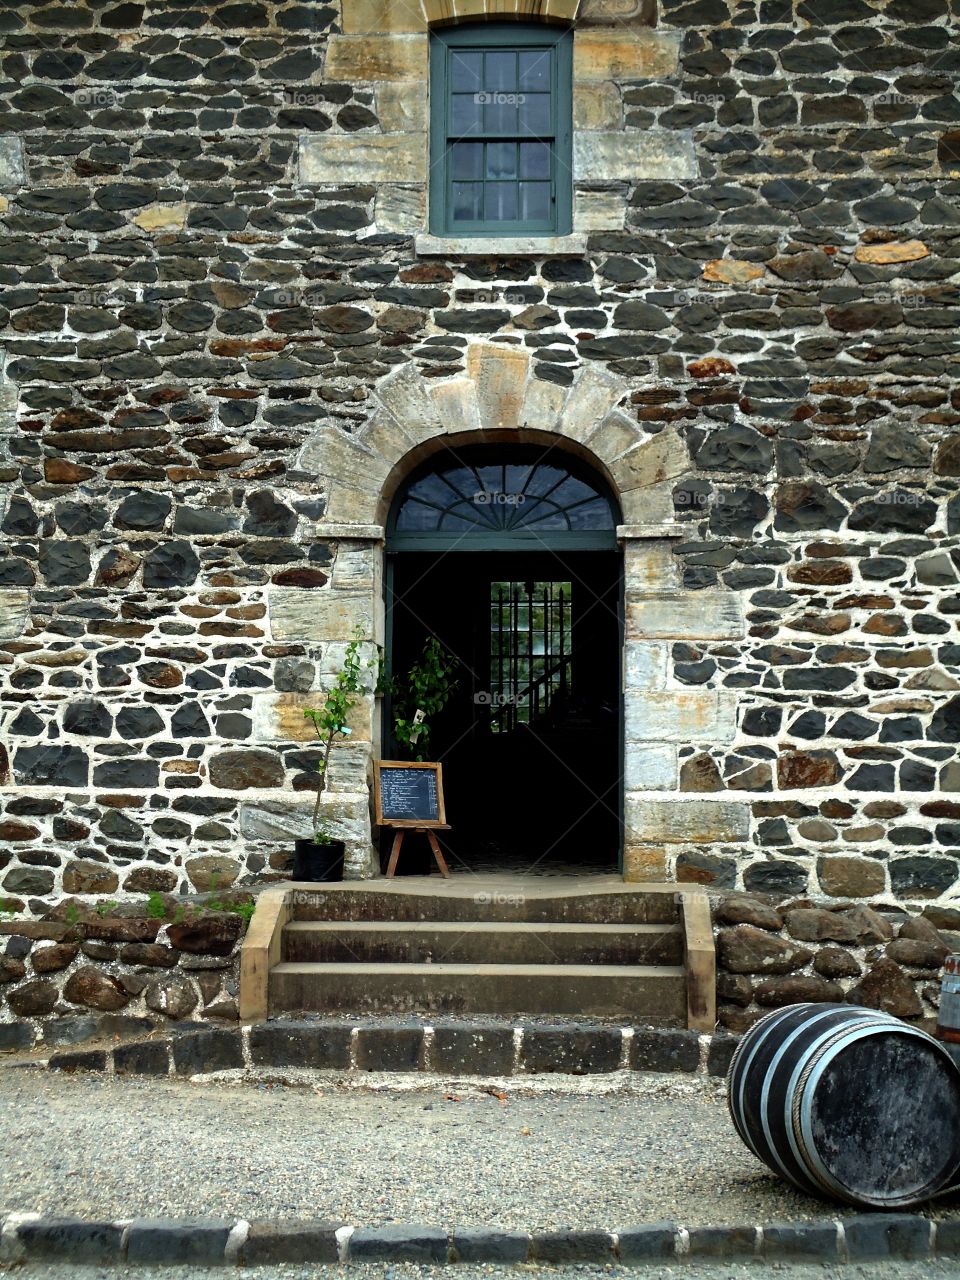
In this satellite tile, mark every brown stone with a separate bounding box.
[850,958,923,1019]
[886,938,947,969]
[754,975,843,1007]
[854,239,929,264]
[814,947,862,979]
[798,819,837,841]
[924,905,960,930]
[123,867,178,894]
[715,893,783,932]
[718,1004,767,1033]
[271,568,329,588]
[899,915,948,947]
[120,943,178,968]
[935,436,960,476]
[185,856,240,892]
[688,357,736,379]
[787,560,852,586]
[31,943,79,973]
[778,751,841,790]
[7,979,58,1016]
[145,975,198,1019]
[703,259,764,285]
[63,966,130,1011]
[862,801,906,819]
[44,458,95,484]
[785,908,859,944]
[818,856,886,898]
[843,905,894,944]
[79,918,161,943]
[0,957,26,983]
[209,749,284,790]
[0,821,40,842]
[62,860,120,895]
[717,924,813,975]
[842,824,885,844]
[717,971,753,1007]
[167,914,243,956]
[679,752,724,793]
[95,550,140,588]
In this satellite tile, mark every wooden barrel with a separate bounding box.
[728,1002,960,1209]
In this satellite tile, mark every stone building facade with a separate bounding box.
[0,0,959,920]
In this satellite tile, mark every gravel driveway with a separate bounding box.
[5,1067,957,1231]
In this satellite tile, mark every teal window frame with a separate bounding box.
[429,22,574,238]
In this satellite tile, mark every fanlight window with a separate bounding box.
[392,455,617,535]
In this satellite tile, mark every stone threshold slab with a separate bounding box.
[0,1209,950,1266]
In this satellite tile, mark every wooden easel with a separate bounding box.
[375,760,452,880]
[385,825,451,879]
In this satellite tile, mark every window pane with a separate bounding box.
[484,183,518,221]
[451,142,483,180]
[520,182,551,222]
[519,49,551,92]
[485,51,515,92]
[484,97,517,134]
[518,93,551,136]
[451,93,482,135]
[486,141,517,180]
[450,50,482,92]
[519,141,550,179]
[452,183,483,222]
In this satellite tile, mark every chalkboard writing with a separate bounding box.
[375,761,445,827]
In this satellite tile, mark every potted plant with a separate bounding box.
[389,635,460,761]
[294,629,373,882]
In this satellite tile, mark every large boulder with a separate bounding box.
[717,925,813,975]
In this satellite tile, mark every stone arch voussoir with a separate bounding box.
[424,0,581,26]
[302,343,693,529]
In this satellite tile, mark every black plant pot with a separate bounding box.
[292,838,345,882]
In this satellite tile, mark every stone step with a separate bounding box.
[269,961,687,1024]
[282,920,684,967]
[287,883,680,926]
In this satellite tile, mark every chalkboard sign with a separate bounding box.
[375,761,446,828]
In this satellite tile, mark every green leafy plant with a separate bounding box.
[302,628,377,844]
[146,892,167,920]
[0,898,21,920]
[64,903,81,926]
[95,900,119,918]
[389,636,460,762]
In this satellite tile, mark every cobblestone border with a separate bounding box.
[0,1212,956,1266]
[39,1022,741,1079]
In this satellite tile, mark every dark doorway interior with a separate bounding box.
[385,551,622,874]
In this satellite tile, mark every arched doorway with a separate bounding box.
[384,441,623,875]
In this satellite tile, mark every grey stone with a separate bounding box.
[452,1230,530,1263]
[630,1029,699,1072]
[349,1225,448,1263]
[17,1218,124,1264]
[530,1231,616,1263]
[617,1224,678,1261]
[248,1022,352,1070]
[0,137,25,189]
[520,1026,622,1074]
[126,1219,234,1265]
[240,1221,342,1265]
[355,1023,424,1072]
[431,1023,516,1075]
[763,1223,839,1259]
[842,1215,932,1260]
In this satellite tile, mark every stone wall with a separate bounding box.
[0,0,958,913]
[0,900,246,1053]
[713,890,959,1032]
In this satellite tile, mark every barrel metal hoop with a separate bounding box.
[757,1007,856,1185]
[796,1022,947,1209]
[728,1004,815,1161]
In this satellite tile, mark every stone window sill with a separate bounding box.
[415,233,588,257]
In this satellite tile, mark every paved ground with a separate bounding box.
[2,1066,959,1231]
[9,1264,960,1279]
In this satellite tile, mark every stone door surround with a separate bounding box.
[259,341,747,880]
